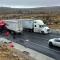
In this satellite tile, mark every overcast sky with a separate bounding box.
[0,0,60,8]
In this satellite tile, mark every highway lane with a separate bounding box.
[0,31,60,60]
[23,31,60,50]
[22,31,60,46]
[10,32,60,60]
[7,31,60,60]
[19,31,60,60]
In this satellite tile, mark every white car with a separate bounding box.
[48,38,60,47]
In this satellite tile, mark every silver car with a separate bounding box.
[48,38,60,47]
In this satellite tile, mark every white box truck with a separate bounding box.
[4,19,23,34]
[22,19,50,34]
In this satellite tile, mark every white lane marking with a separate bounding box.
[50,34,60,37]
[30,41,60,53]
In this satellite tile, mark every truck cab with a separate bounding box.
[34,20,50,34]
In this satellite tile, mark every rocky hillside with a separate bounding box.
[0,6,60,14]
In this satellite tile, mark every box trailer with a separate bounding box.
[4,19,23,34]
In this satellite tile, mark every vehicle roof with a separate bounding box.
[34,20,44,25]
[5,19,18,22]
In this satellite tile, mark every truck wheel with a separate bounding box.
[41,31,44,34]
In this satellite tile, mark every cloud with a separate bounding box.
[0,0,60,7]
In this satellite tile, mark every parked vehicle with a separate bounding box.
[4,19,23,34]
[48,38,60,47]
[22,19,50,34]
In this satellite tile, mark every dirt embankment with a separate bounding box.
[0,42,35,60]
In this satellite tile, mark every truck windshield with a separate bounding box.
[39,24,47,28]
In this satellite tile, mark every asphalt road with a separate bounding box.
[0,31,60,60]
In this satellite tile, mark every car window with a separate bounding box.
[55,40,60,42]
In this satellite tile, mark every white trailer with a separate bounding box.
[4,19,23,33]
[22,19,50,34]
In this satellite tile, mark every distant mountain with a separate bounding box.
[0,6,60,14]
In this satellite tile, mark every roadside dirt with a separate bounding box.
[0,42,35,60]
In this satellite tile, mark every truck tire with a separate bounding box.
[41,31,44,34]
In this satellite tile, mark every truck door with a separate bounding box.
[39,25,43,33]
[34,23,40,33]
